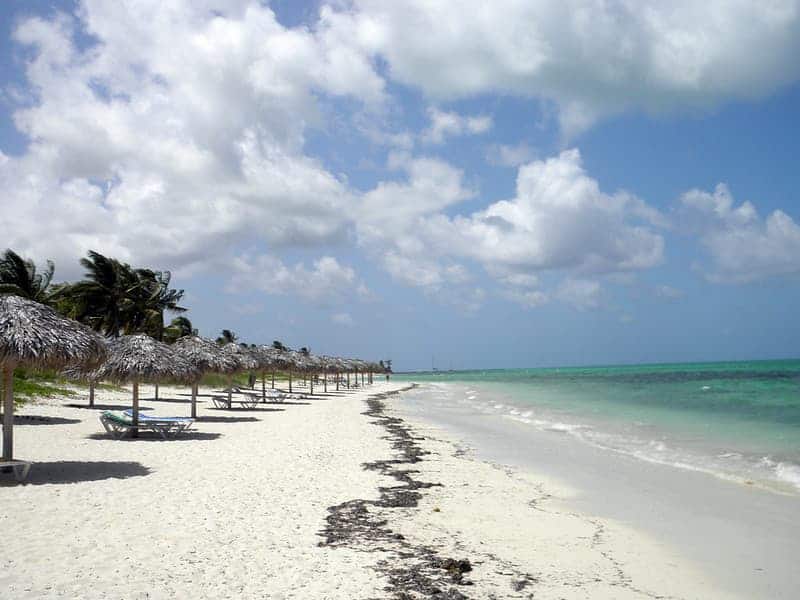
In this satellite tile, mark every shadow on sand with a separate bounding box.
[138,397,193,404]
[86,431,223,442]
[207,407,286,413]
[196,415,260,423]
[7,415,82,426]
[1,460,151,486]
[65,403,149,411]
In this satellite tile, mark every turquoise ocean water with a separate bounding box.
[394,360,800,494]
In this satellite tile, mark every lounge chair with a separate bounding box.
[123,410,194,434]
[210,395,258,410]
[100,411,194,439]
[0,459,31,482]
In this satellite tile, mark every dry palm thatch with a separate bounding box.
[173,336,238,417]
[0,295,106,460]
[92,334,199,431]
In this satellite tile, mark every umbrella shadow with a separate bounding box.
[11,415,82,426]
[1,460,151,486]
[65,403,144,411]
[139,397,193,404]
[86,431,223,442]
[207,407,285,413]
[196,416,260,423]
[261,401,310,406]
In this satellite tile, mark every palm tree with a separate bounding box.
[59,251,142,337]
[0,249,56,304]
[134,269,186,340]
[216,329,238,345]
[163,316,196,344]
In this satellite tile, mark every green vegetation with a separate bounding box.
[8,368,125,407]
[10,369,77,404]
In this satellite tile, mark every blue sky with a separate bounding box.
[1,1,800,370]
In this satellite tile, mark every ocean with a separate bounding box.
[394,359,800,495]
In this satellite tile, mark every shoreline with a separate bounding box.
[369,386,741,599]
[0,379,769,598]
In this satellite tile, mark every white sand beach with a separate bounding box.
[1,381,740,599]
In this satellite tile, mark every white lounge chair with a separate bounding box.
[0,459,31,482]
[210,395,258,409]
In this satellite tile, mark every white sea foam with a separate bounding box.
[774,462,800,490]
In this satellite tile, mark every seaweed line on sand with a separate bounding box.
[319,384,477,599]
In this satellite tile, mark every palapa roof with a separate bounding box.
[92,334,199,383]
[252,345,282,370]
[173,335,239,374]
[0,295,106,370]
[220,342,258,372]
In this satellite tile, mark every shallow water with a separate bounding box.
[395,360,800,494]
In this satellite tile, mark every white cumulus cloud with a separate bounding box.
[421,107,493,144]
[336,0,800,136]
[680,184,800,283]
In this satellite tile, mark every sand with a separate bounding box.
[0,381,739,599]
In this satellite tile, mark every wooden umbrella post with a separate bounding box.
[3,365,15,460]
[132,380,139,439]
[191,381,198,419]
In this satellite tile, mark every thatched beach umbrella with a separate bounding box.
[319,356,335,393]
[92,334,198,432]
[302,354,322,395]
[252,346,281,401]
[0,295,107,460]
[219,343,258,404]
[270,349,295,393]
[173,336,237,418]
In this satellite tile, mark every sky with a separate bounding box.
[1,0,799,371]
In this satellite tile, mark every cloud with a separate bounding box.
[486,142,536,168]
[655,284,684,300]
[1,1,383,279]
[358,148,664,310]
[331,312,354,326]
[421,107,492,144]
[338,1,800,136]
[556,278,603,310]
[680,183,800,283]
[228,254,365,305]
[422,149,665,276]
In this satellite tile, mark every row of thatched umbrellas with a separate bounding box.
[1,295,387,463]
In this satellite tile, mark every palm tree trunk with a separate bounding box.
[132,381,139,439]
[346,372,350,388]
[261,374,266,402]
[227,375,233,405]
[89,382,95,408]
[154,382,159,400]
[324,370,328,393]
[3,366,14,460]
[271,370,275,389]
[310,374,314,395]
[336,373,339,391]
[289,371,292,394]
